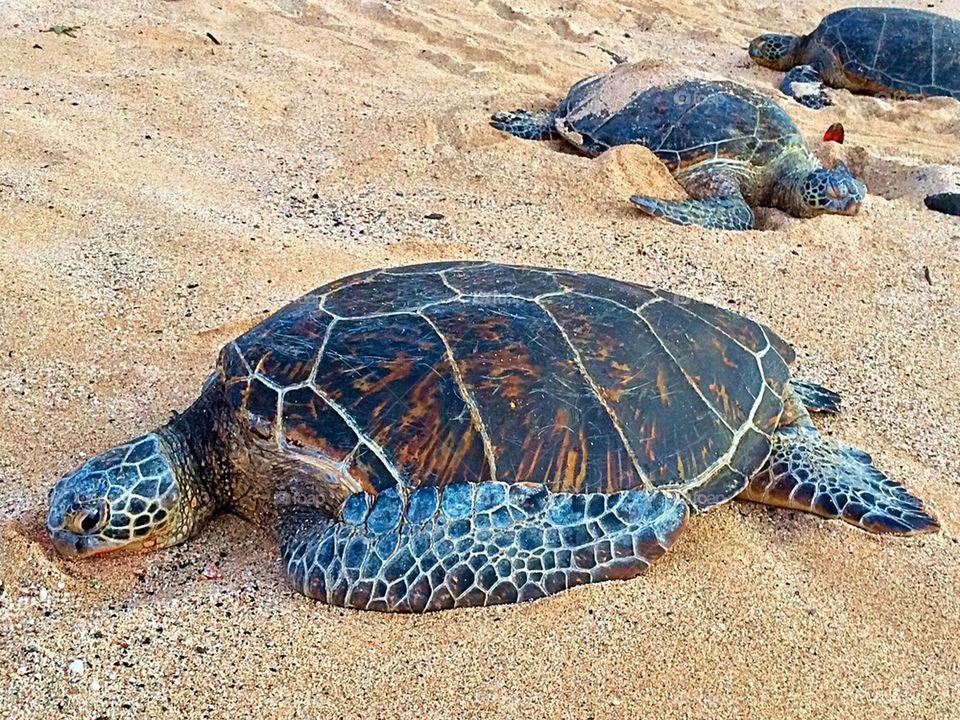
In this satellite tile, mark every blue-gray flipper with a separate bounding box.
[780,65,831,109]
[740,426,938,535]
[630,194,755,230]
[490,109,559,140]
[278,482,688,612]
[790,379,841,414]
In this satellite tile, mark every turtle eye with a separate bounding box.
[67,503,108,534]
[80,507,102,532]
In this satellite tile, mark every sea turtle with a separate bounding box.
[46,262,937,612]
[749,7,960,109]
[490,68,865,230]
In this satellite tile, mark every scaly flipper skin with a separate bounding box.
[779,65,831,109]
[630,194,755,230]
[490,109,560,140]
[790,379,841,414]
[740,426,938,535]
[279,482,688,612]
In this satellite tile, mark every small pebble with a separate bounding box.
[67,659,85,675]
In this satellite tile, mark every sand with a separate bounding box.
[1,0,958,717]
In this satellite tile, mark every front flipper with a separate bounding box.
[780,65,831,109]
[790,379,841,414]
[490,108,559,140]
[630,194,755,230]
[740,426,938,535]
[279,482,687,612]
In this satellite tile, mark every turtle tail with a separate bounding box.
[630,194,756,230]
[490,108,560,140]
[740,426,938,535]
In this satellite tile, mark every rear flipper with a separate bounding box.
[490,109,559,140]
[278,482,687,612]
[780,65,831,109]
[790,379,841,414]
[630,194,755,230]
[740,426,938,535]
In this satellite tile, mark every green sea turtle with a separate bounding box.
[490,69,865,230]
[749,7,960,109]
[46,262,937,612]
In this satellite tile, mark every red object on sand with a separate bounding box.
[201,562,224,580]
[823,122,844,143]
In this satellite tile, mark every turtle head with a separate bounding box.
[748,33,801,70]
[800,162,866,217]
[46,433,203,559]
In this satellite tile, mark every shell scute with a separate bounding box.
[281,386,358,463]
[444,264,561,297]
[640,298,764,430]
[655,289,795,364]
[541,291,734,489]
[424,296,644,493]
[311,313,490,487]
[552,270,658,309]
[227,294,331,387]
[729,427,772,478]
[240,377,278,440]
[323,270,456,318]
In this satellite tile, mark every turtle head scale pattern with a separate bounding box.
[797,164,865,218]
[748,33,802,70]
[766,152,865,220]
[46,429,216,559]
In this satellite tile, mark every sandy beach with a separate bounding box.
[1,0,958,717]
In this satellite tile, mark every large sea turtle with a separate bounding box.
[749,7,960,109]
[46,262,937,612]
[490,69,865,230]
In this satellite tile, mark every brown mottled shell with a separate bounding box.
[218,262,793,511]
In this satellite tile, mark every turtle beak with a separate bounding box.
[47,526,108,558]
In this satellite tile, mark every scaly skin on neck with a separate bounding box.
[765,147,820,216]
[162,375,355,537]
[153,378,235,542]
